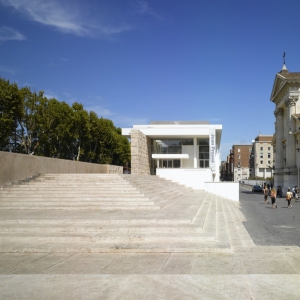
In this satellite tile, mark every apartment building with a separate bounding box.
[232,144,252,182]
[220,152,233,181]
[251,134,274,179]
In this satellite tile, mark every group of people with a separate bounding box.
[263,184,298,209]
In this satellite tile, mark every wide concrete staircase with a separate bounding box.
[0,174,254,253]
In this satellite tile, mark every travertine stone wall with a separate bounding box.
[131,129,151,174]
[0,151,123,186]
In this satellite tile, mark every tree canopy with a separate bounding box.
[0,77,130,166]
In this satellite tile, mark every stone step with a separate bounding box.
[0,232,214,243]
[0,241,231,253]
[0,201,156,206]
[4,182,135,189]
[0,187,138,191]
[0,196,150,201]
[0,190,145,199]
[0,205,160,210]
[0,224,203,234]
[0,219,192,225]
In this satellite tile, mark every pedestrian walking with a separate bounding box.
[292,187,296,199]
[286,188,293,208]
[263,185,269,204]
[295,186,299,201]
[277,186,282,198]
[270,188,277,208]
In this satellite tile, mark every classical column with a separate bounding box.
[274,108,284,170]
[285,96,298,168]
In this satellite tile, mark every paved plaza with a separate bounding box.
[0,174,300,299]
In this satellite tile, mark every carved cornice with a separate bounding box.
[285,96,299,107]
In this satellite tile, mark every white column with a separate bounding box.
[193,137,197,168]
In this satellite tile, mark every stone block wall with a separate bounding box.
[131,129,151,174]
[0,151,123,186]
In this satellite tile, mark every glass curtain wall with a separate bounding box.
[150,138,193,174]
[150,138,210,174]
[198,138,209,168]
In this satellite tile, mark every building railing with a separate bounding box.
[151,146,182,154]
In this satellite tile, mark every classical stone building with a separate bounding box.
[271,64,300,191]
[122,121,222,189]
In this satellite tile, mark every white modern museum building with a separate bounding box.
[122,121,222,190]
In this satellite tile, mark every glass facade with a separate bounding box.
[151,138,193,154]
[150,137,210,174]
[198,138,209,168]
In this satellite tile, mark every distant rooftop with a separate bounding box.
[150,121,210,125]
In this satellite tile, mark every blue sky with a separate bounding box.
[1,0,300,161]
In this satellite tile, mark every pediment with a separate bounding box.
[270,74,286,102]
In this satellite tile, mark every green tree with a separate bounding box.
[17,87,43,154]
[0,78,23,151]
[71,102,90,161]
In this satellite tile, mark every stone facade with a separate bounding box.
[270,65,300,191]
[131,129,151,174]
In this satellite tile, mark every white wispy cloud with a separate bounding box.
[86,105,115,117]
[0,26,26,41]
[86,104,148,126]
[0,0,131,37]
[43,90,58,100]
[0,65,15,74]
[132,0,161,19]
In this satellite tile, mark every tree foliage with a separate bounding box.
[0,77,130,166]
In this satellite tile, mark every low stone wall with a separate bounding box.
[0,151,123,186]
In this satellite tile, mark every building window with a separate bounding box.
[238,155,240,159]
[238,148,240,152]
[152,138,194,154]
[268,153,271,158]
[162,159,181,168]
[260,160,263,164]
[198,138,209,168]
[260,153,263,158]
[268,147,270,150]
[268,160,271,165]
[260,147,263,151]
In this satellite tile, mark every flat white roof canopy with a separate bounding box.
[152,154,189,159]
[122,122,222,147]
